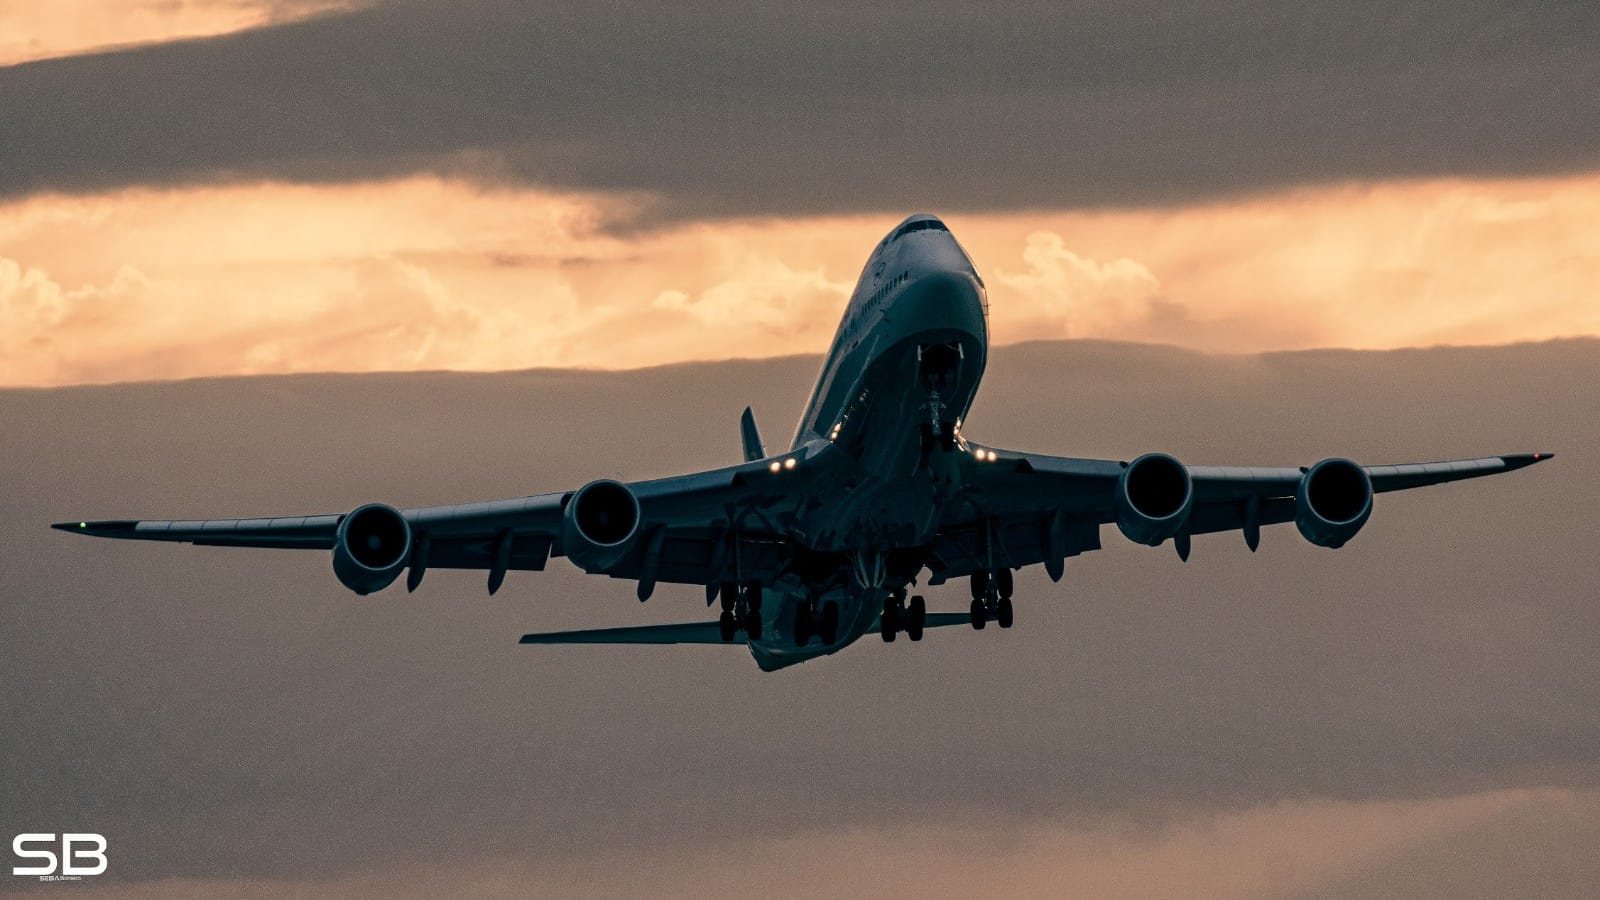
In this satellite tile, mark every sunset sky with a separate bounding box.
[2,0,1597,386]
[4,6,1598,898]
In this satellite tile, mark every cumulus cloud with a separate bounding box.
[2,174,1599,385]
[993,232,1162,339]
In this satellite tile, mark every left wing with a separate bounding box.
[927,445,1552,583]
[55,441,844,598]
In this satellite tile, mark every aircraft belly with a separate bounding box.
[748,583,877,670]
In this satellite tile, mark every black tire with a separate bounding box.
[908,595,926,641]
[970,597,987,630]
[820,601,840,644]
[794,602,813,646]
[746,582,763,611]
[881,599,898,642]
[745,608,763,641]
[969,572,987,601]
[997,567,1014,599]
[719,610,737,642]
[719,582,736,612]
[997,596,1014,629]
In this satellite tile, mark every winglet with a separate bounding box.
[740,406,766,462]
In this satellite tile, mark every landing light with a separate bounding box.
[769,461,781,473]
[784,458,797,470]
[987,450,998,462]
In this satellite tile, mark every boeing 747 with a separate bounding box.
[55,215,1552,670]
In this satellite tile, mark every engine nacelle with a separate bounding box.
[1295,458,1373,548]
[561,479,642,573]
[332,503,412,595]
[1115,453,1194,546]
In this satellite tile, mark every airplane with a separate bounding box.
[55,214,1553,671]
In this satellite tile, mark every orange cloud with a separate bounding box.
[0,0,357,66]
[2,174,1598,386]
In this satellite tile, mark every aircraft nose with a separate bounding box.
[902,269,987,337]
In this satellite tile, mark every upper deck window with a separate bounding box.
[889,219,948,241]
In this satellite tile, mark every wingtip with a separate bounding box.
[1501,452,1555,470]
[52,519,139,537]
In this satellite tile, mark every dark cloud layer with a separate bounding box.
[1,338,1596,892]
[2,1,1598,217]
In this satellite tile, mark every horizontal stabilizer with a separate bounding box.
[520,620,734,645]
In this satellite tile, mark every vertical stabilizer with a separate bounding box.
[740,406,765,462]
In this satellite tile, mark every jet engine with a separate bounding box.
[332,502,412,595]
[1114,453,1194,546]
[1295,458,1373,548]
[562,479,642,573]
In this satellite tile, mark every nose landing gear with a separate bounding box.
[717,580,763,642]
[919,343,962,454]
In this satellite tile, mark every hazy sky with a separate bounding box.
[1,0,1598,386]
[3,341,1596,897]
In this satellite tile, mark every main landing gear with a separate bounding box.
[969,569,1014,631]
[881,588,926,642]
[793,594,840,647]
[718,580,763,642]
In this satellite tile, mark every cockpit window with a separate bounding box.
[889,219,948,241]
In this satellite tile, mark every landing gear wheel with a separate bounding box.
[997,596,1014,629]
[996,567,1014,600]
[744,608,763,641]
[908,595,926,641]
[719,582,736,612]
[819,601,840,644]
[794,602,813,646]
[719,610,737,642]
[881,594,900,643]
[970,597,988,630]
[969,572,986,601]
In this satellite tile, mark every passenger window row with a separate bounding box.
[867,271,909,309]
